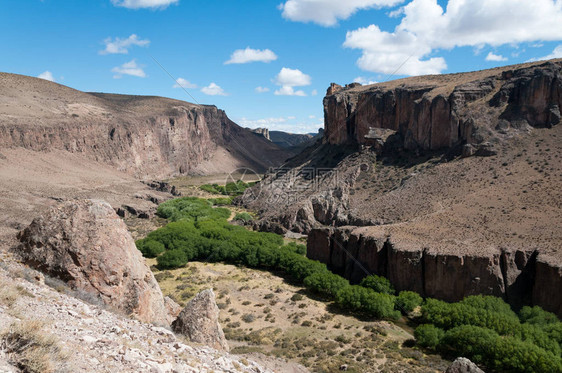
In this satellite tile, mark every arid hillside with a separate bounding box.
[0,72,291,178]
[241,59,562,315]
[0,72,291,250]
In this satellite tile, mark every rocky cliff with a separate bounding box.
[0,73,291,179]
[323,60,561,152]
[242,60,562,316]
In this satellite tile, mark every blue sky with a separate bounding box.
[2,0,562,133]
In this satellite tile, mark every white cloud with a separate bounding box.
[308,115,316,119]
[354,76,378,85]
[275,67,311,87]
[280,0,405,26]
[274,68,311,96]
[238,116,320,133]
[345,0,562,76]
[37,71,55,82]
[255,86,270,93]
[311,89,318,96]
[201,83,227,96]
[100,34,150,55]
[529,44,562,61]
[111,60,146,78]
[225,47,278,64]
[344,25,447,75]
[274,86,307,96]
[485,52,507,62]
[173,78,197,89]
[111,0,178,9]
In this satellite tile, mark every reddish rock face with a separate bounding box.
[323,61,562,150]
[308,227,562,317]
[14,199,170,325]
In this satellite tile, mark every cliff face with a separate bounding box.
[242,60,562,316]
[323,60,561,150]
[0,73,291,179]
[308,227,561,316]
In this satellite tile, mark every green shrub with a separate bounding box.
[303,271,349,297]
[439,325,562,373]
[208,197,233,206]
[359,275,395,295]
[156,250,188,270]
[520,306,560,325]
[414,324,444,349]
[136,239,166,258]
[233,212,253,222]
[335,285,399,320]
[395,291,423,313]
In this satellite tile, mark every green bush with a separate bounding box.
[414,324,444,349]
[439,325,562,373]
[395,291,423,313]
[138,239,166,258]
[157,249,188,270]
[233,212,253,222]
[359,275,395,295]
[208,197,233,206]
[303,271,349,297]
[335,285,399,320]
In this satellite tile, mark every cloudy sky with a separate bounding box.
[2,0,562,133]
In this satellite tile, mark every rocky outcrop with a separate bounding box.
[250,127,271,141]
[172,289,229,352]
[14,199,170,325]
[323,60,561,151]
[445,358,485,373]
[307,227,562,316]
[0,266,271,373]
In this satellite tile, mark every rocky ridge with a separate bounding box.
[0,72,291,179]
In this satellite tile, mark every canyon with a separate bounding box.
[242,59,562,316]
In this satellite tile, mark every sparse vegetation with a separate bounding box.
[140,196,562,372]
[1,320,66,373]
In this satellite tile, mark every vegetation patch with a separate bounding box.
[139,196,562,373]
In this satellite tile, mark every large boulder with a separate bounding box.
[445,358,485,373]
[14,199,169,326]
[171,289,229,351]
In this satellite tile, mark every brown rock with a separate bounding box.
[307,226,561,316]
[171,289,229,351]
[445,357,485,373]
[14,199,169,325]
[323,60,561,150]
[164,296,182,325]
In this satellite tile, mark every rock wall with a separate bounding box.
[323,61,562,150]
[0,73,290,179]
[0,105,257,178]
[308,227,562,316]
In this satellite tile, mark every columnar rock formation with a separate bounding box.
[308,226,561,316]
[172,289,229,352]
[323,60,561,151]
[14,199,171,325]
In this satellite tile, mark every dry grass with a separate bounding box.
[149,260,448,372]
[1,320,66,373]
